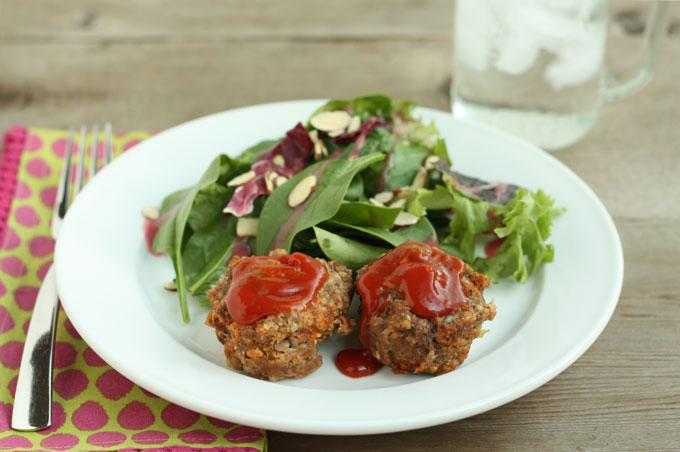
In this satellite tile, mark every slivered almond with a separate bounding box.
[374,191,394,204]
[163,281,177,291]
[313,140,327,160]
[236,217,259,237]
[424,155,441,171]
[310,130,328,160]
[310,111,351,132]
[389,198,407,208]
[347,116,361,134]
[142,206,160,220]
[411,168,428,189]
[369,198,384,207]
[288,175,317,207]
[264,170,278,192]
[394,211,419,226]
[275,175,289,187]
[272,154,286,167]
[227,170,256,187]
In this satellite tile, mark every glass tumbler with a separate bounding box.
[451,0,668,151]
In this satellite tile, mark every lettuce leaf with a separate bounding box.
[474,189,564,283]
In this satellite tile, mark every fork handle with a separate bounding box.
[11,266,60,431]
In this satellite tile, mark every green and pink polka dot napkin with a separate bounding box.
[0,127,267,452]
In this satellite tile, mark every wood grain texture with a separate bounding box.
[1,0,679,451]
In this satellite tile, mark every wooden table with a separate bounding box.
[2,1,679,450]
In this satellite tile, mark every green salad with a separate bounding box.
[150,95,564,322]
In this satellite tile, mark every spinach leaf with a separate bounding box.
[313,227,388,270]
[183,215,237,295]
[308,94,394,122]
[255,153,385,255]
[358,127,395,195]
[239,138,280,162]
[187,184,233,231]
[322,217,436,247]
[344,175,365,201]
[385,141,430,191]
[152,155,246,322]
[331,202,401,228]
[159,187,192,215]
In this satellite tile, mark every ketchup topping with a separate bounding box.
[226,252,328,325]
[356,241,466,349]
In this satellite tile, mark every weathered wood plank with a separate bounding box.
[0,0,453,40]
[0,40,453,131]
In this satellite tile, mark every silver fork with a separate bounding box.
[11,124,113,431]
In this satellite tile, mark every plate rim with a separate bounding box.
[55,99,624,435]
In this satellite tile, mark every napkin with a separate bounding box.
[0,127,268,452]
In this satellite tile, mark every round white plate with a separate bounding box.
[55,100,623,435]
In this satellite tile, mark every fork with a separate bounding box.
[11,124,113,431]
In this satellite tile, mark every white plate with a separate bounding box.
[55,100,623,435]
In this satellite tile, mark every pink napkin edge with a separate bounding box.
[0,126,268,452]
[0,126,27,247]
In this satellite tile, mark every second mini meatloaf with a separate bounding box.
[206,249,355,381]
[356,241,496,375]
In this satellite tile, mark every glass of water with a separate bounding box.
[451,0,668,151]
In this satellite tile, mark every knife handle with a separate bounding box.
[11,266,60,431]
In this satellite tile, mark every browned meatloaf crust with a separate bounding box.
[205,250,355,381]
[357,263,496,375]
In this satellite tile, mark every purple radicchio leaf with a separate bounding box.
[433,159,520,206]
[223,123,314,216]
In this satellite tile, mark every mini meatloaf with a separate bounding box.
[356,241,496,375]
[205,249,355,381]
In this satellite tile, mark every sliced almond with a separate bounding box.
[394,211,419,226]
[368,198,384,207]
[310,111,351,132]
[163,281,178,291]
[327,129,344,138]
[389,198,407,208]
[347,116,361,134]
[288,175,317,208]
[313,140,328,161]
[227,170,256,187]
[272,154,286,167]
[411,168,428,189]
[374,191,394,204]
[142,206,160,220]
[424,155,441,171]
[236,217,259,237]
[264,170,278,192]
[275,175,289,187]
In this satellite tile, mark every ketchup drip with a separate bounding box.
[226,253,328,325]
[335,349,383,378]
[356,241,466,350]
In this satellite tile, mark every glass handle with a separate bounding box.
[604,1,669,101]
